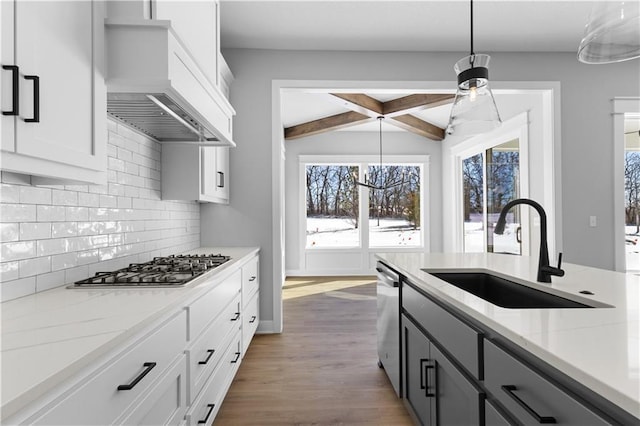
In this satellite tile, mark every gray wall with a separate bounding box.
[200,49,639,327]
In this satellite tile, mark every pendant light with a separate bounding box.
[446,0,501,137]
[577,1,640,64]
[354,116,404,191]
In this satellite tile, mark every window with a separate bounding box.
[303,158,425,250]
[462,139,521,254]
[624,118,640,271]
[368,165,421,247]
[306,165,359,248]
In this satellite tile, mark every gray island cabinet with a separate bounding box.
[376,252,640,426]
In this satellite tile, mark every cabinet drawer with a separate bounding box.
[188,269,241,341]
[187,293,241,403]
[242,256,259,303]
[116,354,188,426]
[402,282,483,379]
[485,340,609,425]
[242,292,259,355]
[185,329,242,426]
[485,400,512,426]
[31,311,187,425]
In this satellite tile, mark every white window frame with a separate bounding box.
[299,154,429,268]
[451,112,531,254]
[613,97,640,271]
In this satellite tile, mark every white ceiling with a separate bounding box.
[219,1,597,52]
[219,1,600,135]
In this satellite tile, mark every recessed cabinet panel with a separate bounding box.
[484,340,610,425]
[402,315,434,425]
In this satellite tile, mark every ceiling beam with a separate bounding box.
[388,114,446,141]
[284,111,372,140]
[382,94,455,117]
[330,93,450,140]
[331,93,384,117]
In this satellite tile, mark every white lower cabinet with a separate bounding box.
[6,251,259,426]
[185,331,242,426]
[116,355,188,426]
[27,311,187,425]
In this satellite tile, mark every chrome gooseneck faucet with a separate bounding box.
[494,198,564,283]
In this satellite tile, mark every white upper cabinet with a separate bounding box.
[162,144,229,204]
[0,1,106,184]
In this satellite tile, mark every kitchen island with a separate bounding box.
[376,252,639,424]
[1,247,259,424]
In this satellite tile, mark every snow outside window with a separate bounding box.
[305,162,423,249]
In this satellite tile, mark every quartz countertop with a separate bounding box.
[375,252,640,420]
[1,247,259,421]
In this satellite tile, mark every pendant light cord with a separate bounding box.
[470,0,474,55]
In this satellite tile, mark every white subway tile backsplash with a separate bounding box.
[1,184,20,203]
[51,252,78,271]
[36,270,66,292]
[2,204,37,222]
[99,195,118,208]
[20,222,52,240]
[1,223,19,242]
[1,241,36,261]
[37,205,66,222]
[1,277,36,302]
[52,222,78,238]
[19,186,52,204]
[36,239,68,257]
[0,118,200,300]
[66,207,89,222]
[19,256,51,277]
[0,261,20,281]
[52,190,78,206]
[78,192,100,207]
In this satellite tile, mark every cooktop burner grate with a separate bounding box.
[73,254,231,287]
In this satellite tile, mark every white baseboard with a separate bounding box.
[256,320,277,334]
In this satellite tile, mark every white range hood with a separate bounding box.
[105,19,235,146]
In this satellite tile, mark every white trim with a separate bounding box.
[613,97,640,272]
[273,79,562,334]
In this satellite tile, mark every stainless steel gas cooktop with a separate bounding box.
[71,254,231,288]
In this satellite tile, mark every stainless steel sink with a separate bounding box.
[424,271,593,309]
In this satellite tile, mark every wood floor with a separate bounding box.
[214,277,413,425]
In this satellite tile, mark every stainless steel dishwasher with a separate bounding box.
[376,261,401,397]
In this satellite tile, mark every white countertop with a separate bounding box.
[0,247,259,421]
[375,252,640,420]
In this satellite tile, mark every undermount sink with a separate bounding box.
[424,271,593,309]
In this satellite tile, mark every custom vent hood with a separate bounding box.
[105,19,236,146]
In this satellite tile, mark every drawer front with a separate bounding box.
[485,340,609,426]
[116,355,188,426]
[32,311,187,425]
[187,293,241,403]
[402,282,483,379]
[188,269,241,341]
[242,291,259,355]
[185,329,242,426]
[242,255,259,303]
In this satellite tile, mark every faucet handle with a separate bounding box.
[557,252,563,269]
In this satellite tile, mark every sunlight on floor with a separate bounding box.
[283,276,376,300]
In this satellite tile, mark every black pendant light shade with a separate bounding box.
[446,0,501,136]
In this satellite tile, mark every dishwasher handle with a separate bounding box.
[376,267,400,288]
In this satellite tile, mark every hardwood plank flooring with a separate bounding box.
[214,277,413,425]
